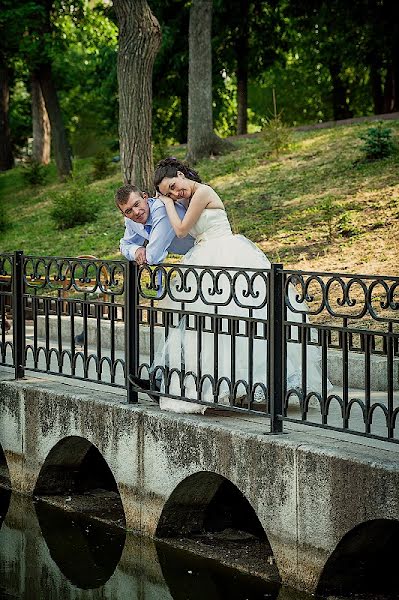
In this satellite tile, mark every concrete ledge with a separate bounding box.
[36,316,399,391]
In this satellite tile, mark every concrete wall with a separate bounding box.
[1,376,399,593]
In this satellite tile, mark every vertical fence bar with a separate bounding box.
[268,263,284,433]
[126,260,139,403]
[13,250,25,379]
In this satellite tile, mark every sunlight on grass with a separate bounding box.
[1,120,399,275]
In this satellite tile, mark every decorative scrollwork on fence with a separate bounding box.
[285,270,399,324]
[23,256,126,296]
[137,263,269,310]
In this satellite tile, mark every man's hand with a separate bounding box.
[134,247,147,265]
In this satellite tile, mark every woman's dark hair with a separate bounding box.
[154,157,202,191]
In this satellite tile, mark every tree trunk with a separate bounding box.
[31,73,51,165]
[187,0,232,163]
[368,57,384,115]
[328,62,352,121]
[0,63,14,171]
[36,63,72,180]
[113,0,161,192]
[236,0,249,135]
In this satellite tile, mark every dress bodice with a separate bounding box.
[189,209,233,244]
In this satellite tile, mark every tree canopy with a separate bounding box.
[1,0,397,170]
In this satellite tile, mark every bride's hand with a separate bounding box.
[156,192,174,205]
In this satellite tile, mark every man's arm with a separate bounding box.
[119,219,146,261]
[145,202,187,265]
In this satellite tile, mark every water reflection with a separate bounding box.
[0,491,281,600]
[0,490,397,600]
[35,501,125,590]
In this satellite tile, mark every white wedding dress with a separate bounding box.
[152,209,327,414]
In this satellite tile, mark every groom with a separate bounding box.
[115,183,194,400]
[115,184,194,265]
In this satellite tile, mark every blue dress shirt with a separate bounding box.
[119,198,194,264]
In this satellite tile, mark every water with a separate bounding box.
[0,489,396,600]
[0,489,282,600]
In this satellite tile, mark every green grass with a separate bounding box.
[1,120,399,275]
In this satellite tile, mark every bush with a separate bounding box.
[359,122,395,160]
[152,137,168,166]
[91,150,111,181]
[50,183,95,230]
[261,114,292,158]
[0,211,8,233]
[23,160,48,186]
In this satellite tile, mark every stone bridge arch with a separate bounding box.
[316,518,399,596]
[155,470,281,582]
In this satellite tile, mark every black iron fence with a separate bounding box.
[1,251,398,443]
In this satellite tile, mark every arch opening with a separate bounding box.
[317,518,399,596]
[156,472,280,583]
[34,436,125,529]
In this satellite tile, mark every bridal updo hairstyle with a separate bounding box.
[154,157,202,192]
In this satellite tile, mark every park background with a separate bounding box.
[0,0,398,275]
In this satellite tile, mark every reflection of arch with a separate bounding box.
[36,501,125,590]
[34,436,125,528]
[0,443,10,487]
[317,519,399,596]
[156,539,280,600]
[156,471,280,583]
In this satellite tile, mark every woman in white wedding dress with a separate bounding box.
[151,158,328,414]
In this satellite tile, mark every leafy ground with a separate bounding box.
[1,119,399,276]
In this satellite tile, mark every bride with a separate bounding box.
[150,157,327,414]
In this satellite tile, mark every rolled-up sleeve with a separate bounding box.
[119,219,145,261]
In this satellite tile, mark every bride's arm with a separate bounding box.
[160,188,211,238]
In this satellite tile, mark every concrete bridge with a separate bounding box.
[1,369,399,595]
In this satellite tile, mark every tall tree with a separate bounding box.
[0,60,13,171]
[187,0,231,162]
[113,0,161,191]
[31,72,51,164]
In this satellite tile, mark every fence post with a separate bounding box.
[13,250,25,379]
[268,263,284,433]
[125,260,139,403]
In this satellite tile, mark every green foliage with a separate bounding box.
[0,212,9,234]
[91,150,110,181]
[50,181,95,230]
[261,115,292,157]
[152,137,168,166]
[359,123,395,160]
[23,160,48,186]
[336,211,361,238]
[318,196,341,242]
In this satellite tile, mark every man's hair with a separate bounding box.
[114,184,143,207]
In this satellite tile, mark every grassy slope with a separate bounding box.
[1,120,398,275]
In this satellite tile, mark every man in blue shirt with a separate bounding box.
[115,184,194,265]
[115,184,194,401]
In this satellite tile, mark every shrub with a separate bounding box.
[359,122,395,160]
[153,137,168,166]
[50,183,95,230]
[91,150,110,181]
[318,196,341,242]
[23,160,48,186]
[0,211,8,233]
[261,114,291,158]
[336,211,361,238]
